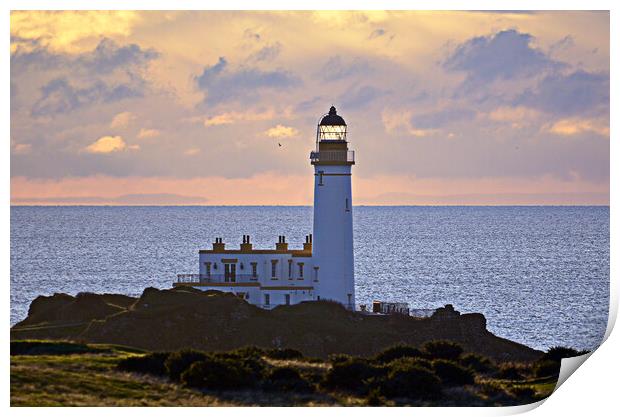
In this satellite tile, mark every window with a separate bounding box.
[205,262,211,277]
[318,171,324,186]
[285,294,290,305]
[313,266,319,282]
[345,198,350,212]
[264,294,270,306]
[288,260,293,279]
[271,260,277,278]
[251,262,257,278]
[298,263,304,278]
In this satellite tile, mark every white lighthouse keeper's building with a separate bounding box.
[174,106,356,310]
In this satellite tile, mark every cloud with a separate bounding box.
[12,143,32,155]
[195,57,299,105]
[79,38,158,74]
[184,148,201,156]
[110,111,136,128]
[31,77,143,117]
[84,135,127,153]
[137,128,161,139]
[202,108,284,127]
[10,11,141,54]
[487,106,541,122]
[546,118,609,136]
[320,56,372,81]
[340,85,386,109]
[369,28,386,39]
[382,109,437,137]
[12,37,158,74]
[410,107,477,129]
[515,70,609,116]
[443,29,561,85]
[265,125,299,138]
[248,43,282,62]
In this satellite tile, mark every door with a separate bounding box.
[224,264,236,282]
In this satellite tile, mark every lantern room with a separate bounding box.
[311,106,354,165]
[317,106,347,141]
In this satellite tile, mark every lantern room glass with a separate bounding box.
[317,124,347,141]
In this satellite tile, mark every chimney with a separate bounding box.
[240,234,253,252]
[276,235,288,251]
[213,237,226,252]
[303,234,312,252]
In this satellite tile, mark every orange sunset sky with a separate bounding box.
[10,11,609,205]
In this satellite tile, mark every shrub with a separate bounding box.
[181,356,256,390]
[328,353,352,364]
[510,386,537,403]
[423,340,464,361]
[323,358,385,394]
[165,349,208,381]
[229,346,265,358]
[432,359,475,386]
[494,363,526,380]
[266,348,304,360]
[542,346,584,362]
[117,352,170,376]
[366,387,386,406]
[533,360,560,378]
[381,363,442,400]
[263,366,313,392]
[459,353,495,374]
[375,345,424,363]
[389,357,433,370]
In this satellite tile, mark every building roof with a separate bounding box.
[319,106,346,126]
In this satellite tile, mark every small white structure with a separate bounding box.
[175,106,355,309]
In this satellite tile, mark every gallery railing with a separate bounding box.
[176,273,258,284]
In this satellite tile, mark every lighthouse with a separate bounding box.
[311,106,355,309]
[176,106,356,311]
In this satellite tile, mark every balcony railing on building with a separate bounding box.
[176,273,258,284]
[310,150,355,164]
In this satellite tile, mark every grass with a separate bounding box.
[11,340,560,407]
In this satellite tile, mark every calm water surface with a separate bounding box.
[10,206,609,351]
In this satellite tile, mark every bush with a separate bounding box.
[533,360,560,378]
[328,353,352,364]
[229,346,265,358]
[181,356,256,390]
[459,353,495,374]
[381,363,442,400]
[165,349,208,381]
[510,386,537,403]
[266,348,304,360]
[366,388,386,406]
[117,352,170,376]
[423,340,464,361]
[323,358,385,394]
[494,363,527,380]
[432,359,475,386]
[389,357,433,370]
[542,346,584,362]
[263,366,313,392]
[375,345,424,363]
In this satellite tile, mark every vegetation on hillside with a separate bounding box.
[10,339,585,406]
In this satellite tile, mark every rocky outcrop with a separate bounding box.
[11,287,542,362]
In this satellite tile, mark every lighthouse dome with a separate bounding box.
[319,106,346,126]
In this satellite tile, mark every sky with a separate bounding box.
[9,10,610,205]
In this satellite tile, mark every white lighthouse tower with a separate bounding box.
[310,106,355,309]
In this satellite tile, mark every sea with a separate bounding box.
[10,206,609,352]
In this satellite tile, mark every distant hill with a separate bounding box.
[11,287,541,362]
